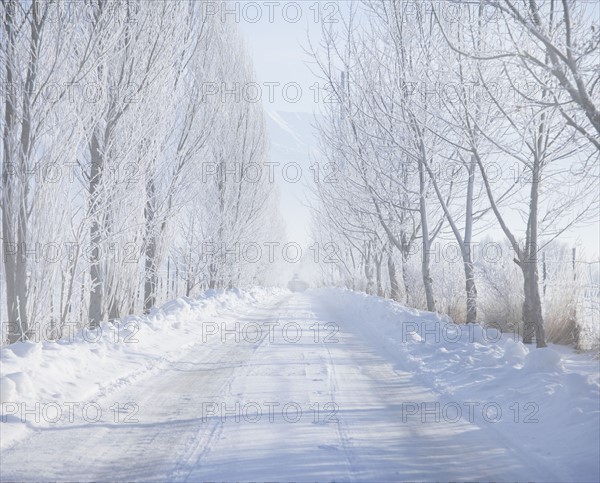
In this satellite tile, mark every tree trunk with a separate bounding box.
[143,178,158,313]
[463,155,477,323]
[464,258,477,323]
[59,246,79,332]
[401,251,410,305]
[375,252,383,297]
[387,248,401,302]
[419,158,436,312]
[364,242,374,295]
[521,149,547,348]
[3,1,38,343]
[107,288,120,321]
[88,130,104,328]
[522,260,547,347]
[2,1,20,343]
[208,260,218,289]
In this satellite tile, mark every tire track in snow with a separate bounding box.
[169,297,290,482]
[323,343,359,481]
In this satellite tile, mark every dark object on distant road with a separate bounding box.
[288,274,309,292]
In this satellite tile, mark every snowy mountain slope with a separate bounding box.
[265,110,319,248]
[267,110,317,158]
[1,288,598,482]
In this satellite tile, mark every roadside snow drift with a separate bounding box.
[0,288,285,448]
[314,288,600,482]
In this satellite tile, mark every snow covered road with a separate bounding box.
[1,290,597,482]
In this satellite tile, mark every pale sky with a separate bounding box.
[238,0,338,113]
[238,1,334,251]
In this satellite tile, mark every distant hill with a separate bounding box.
[265,110,320,247]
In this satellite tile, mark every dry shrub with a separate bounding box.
[477,241,524,335]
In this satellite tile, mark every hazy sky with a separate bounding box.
[238,1,334,252]
[238,1,346,113]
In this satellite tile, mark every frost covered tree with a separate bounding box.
[1,0,282,343]
[1,0,121,341]
[434,0,599,346]
[307,0,598,347]
[173,20,280,292]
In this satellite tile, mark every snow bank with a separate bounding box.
[314,287,600,482]
[522,346,564,373]
[0,287,286,449]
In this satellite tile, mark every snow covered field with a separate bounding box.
[1,288,598,482]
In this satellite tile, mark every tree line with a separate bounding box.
[1,0,283,344]
[309,0,599,348]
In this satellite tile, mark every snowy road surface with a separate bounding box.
[0,291,594,482]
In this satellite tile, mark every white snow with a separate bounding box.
[0,287,286,449]
[314,288,600,482]
[1,288,598,482]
